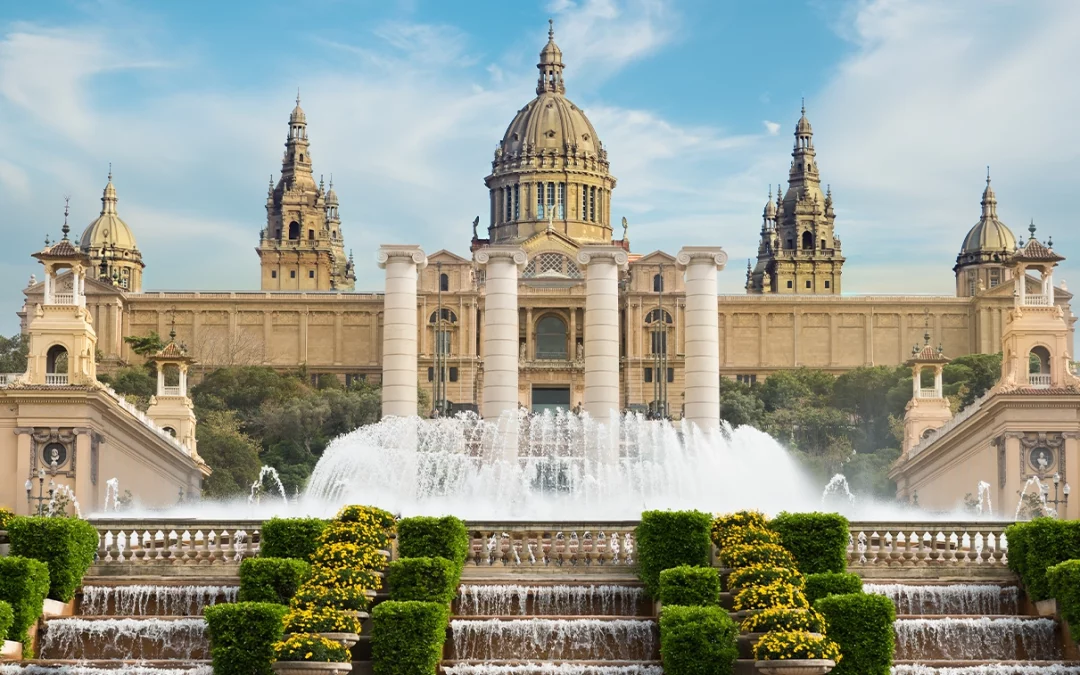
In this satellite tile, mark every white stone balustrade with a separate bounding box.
[1024,294,1050,307]
[1029,373,1052,388]
[845,522,1011,567]
[45,374,69,385]
[464,522,638,568]
[918,388,939,399]
[92,521,264,565]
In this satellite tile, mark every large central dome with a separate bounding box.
[483,22,616,246]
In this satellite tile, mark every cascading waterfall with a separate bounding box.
[457,585,645,616]
[449,618,656,661]
[865,584,1018,615]
[442,666,664,675]
[0,667,212,675]
[892,667,1080,675]
[81,585,238,616]
[894,617,1059,661]
[40,618,207,660]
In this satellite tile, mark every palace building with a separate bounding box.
[14,24,1076,419]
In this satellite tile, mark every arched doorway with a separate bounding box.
[801,231,813,250]
[1029,345,1052,387]
[46,345,69,385]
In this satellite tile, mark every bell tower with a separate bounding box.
[24,204,98,387]
[900,320,953,457]
[146,329,200,459]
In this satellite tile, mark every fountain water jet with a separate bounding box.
[248,466,288,507]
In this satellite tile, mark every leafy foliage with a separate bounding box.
[0,557,49,655]
[741,607,826,634]
[204,602,287,675]
[815,593,896,675]
[1047,560,1080,642]
[371,601,450,675]
[726,565,804,592]
[768,512,850,574]
[658,565,721,607]
[196,410,262,499]
[8,516,98,602]
[387,557,459,604]
[273,633,350,662]
[238,558,310,604]
[1004,518,1080,601]
[124,331,166,356]
[261,517,329,561]
[754,631,842,662]
[659,605,739,675]
[733,582,809,611]
[710,511,769,548]
[803,572,863,605]
[0,601,12,647]
[0,333,28,373]
[721,543,796,570]
[636,510,713,597]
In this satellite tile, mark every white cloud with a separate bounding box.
[763,121,780,136]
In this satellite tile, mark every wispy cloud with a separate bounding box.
[763,121,780,136]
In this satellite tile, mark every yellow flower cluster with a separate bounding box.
[734,581,810,611]
[283,606,361,634]
[714,525,781,551]
[311,542,388,570]
[318,520,390,549]
[723,543,797,570]
[711,510,769,548]
[753,631,842,663]
[741,607,825,635]
[335,505,396,531]
[0,507,14,530]
[273,633,351,663]
[727,564,804,591]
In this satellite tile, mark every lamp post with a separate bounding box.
[25,461,58,516]
[1045,473,1071,515]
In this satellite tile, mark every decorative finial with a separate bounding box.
[319,175,324,191]
[1048,235,1053,248]
[986,165,991,185]
[328,173,333,190]
[768,185,772,200]
[923,308,931,345]
[1029,219,1037,238]
[108,162,113,182]
[548,18,554,40]
[801,97,806,115]
[61,197,70,240]
[296,88,301,107]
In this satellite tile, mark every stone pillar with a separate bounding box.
[474,246,526,420]
[677,247,727,431]
[577,247,629,420]
[378,245,426,418]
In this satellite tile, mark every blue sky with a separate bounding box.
[0,0,1077,335]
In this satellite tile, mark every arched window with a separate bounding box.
[162,363,181,387]
[645,309,673,324]
[653,273,664,293]
[439,273,449,292]
[46,345,68,374]
[820,239,826,250]
[801,231,813,250]
[163,427,177,437]
[299,153,305,162]
[535,315,568,359]
[429,308,457,324]
[288,221,300,240]
[1030,346,1051,374]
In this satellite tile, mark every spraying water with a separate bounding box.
[104,478,120,513]
[248,466,289,507]
[1015,477,1054,520]
[47,485,82,518]
[976,480,993,516]
[821,474,856,506]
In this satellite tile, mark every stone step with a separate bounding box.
[894,616,1061,662]
[77,585,238,617]
[455,584,650,617]
[446,618,659,662]
[38,617,208,661]
[891,661,1080,675]
[7,660,211,675]
[439,661,663,675]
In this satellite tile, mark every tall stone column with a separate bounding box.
[578,247,629,420]
[474,246,527,420]
[378,245,426,418]
[677,247,727,431]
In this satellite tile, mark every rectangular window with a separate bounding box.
[435,330,451,355]
[513,184,520,220]
[644,367,653,383]
[989,269,1001,288]
[537,183,544,218]
[308,270,315,279]
[650,330,667,355]
[505,187,512,221]
[427,367,434,382]
[667,367,674,383]
[271,270,277,278]
[558,182,566,218]
[290,270,297,279]
[824,280,831,289]
[786,280,793,289]
[736,374,757,385]
[449,367,459,382]
[805,280,812,289]
[968,270,977,296]
[547,182,555,217]
[589,186,596,221]
[582,185,588,219]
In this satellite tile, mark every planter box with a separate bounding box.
[272,662,352,675]
[41,598,75,617]
[1036,598,1058,617]
[1,640,22,660]
[755,659,836,675]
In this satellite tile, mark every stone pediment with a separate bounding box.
[520,229,580,257]
[632,250,677,265]
[23,274,126,300]
[427,249,470,265]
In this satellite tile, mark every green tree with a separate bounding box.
[759,368,834,411]
[196,410,261,499]
[192,366,306,423]
[0,333,28,373]
[123,332,166,357]
[831,366,906,452]
[945,353,1001,409]
[718,377,765,428]
[843,448,901,499]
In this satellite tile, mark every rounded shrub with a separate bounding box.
[721,543,796,570]
[1047,560,1080,642]
[396,516,470,569]
[318,519,391,550]
[734,582,809,611]
[659,605,738,675]
[715,526,781,551]
[815,592,895,675]
[0,601,14,645]
[273,633,350,662]
[238,557,310,604]
[260,517,328,562]
[658,565,720,607]
[804,572,862,605]
[0,556,49,655]
[1004,518,1080,601]
[727,564,804,591]
[754,631,842,662]
[711,510,769,548]
[741,607,825,634]
[204,602,288,675]
[336,505,396,531]
[371,600,449,675]
[768,512,849,575]
[636,510,713,597]
[8,516,98,602]
[387,556,459,604]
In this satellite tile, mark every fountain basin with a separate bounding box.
[271,663,351,675]
[754,659,835,675]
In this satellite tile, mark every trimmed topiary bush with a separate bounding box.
[336,505,397,531]
[260,517,328,561]
[710,511,769,549]
[733,582,809,611]
[768,512,849,574]
[0,556,49,656]
[8,516,98,602]
[741,606,826,635]
[659,605,738,675]
[387,556,458,604]
[637,510,713,597]
[1047,559,1080,641]
[659,565,720,607]
[204,602,287,675]
[727,564,804,591]
[371,600,449,675]
[397,516,470,570]
[815,592,895,675]
[721,543,796,570]
[804,572,862,605]
[238,557,310,604]
[0,601,14,647]
[1004,518,1080,601]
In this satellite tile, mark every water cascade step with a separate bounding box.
[441,665,664,675]
[80,585,238,616]
[0,665,212,675]
[39,617,208,661]
[448,618,658,661]
[894,617,1059,661]
[892,665,1080,675]
[456,585,647,616]
[865,584,1019,616]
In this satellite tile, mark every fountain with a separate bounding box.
[104,479,120,513]
[448,618,657,661]
[47,485,82,518]
[248,466,289,507]
[864,583,1018,616]
[1015,477,1055,520]
[81,585,238,616]
[39,617,207,660]
[893,617,1058,661]
[458,585,646,617]
[976,480,993,516]
[0,667,212,675]
[821,474,856,508]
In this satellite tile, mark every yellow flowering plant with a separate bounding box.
[740,607,826,634]
[711,510,768,546]
[335,505,396,532]
[734,581,810,611]
[727,564,804,591]
[283,606,362,635]
[307,566,383,592]
[722,543,797,570]
[273,633,350,662]
[310,542,388,571]
[318,520,391,550]
[0,507,14,531]
[753,631,842,662]
[292,579,373,612]
[714,526,781,551]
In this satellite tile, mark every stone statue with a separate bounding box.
[576,340,584,360]
[520,341,527,359]
[472,216,479,239]
[621,217,628,239]
[27,273,36,288]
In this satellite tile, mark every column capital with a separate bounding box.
[474,245,526,268]
[377,245,427,270]
[577,246,628,269]
[676,246,728,270]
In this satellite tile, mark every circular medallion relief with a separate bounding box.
[42,442,68,468]
[1029,446,1054,473]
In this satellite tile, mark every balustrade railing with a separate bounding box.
[917,388,938,399]
[1029,373,1052,388]
[45,373,69,386]
[0,373,21,386]
[49,293,74,305]
[83,519,1013,570]
[1023,294,1050,307]
[161,386,182,397]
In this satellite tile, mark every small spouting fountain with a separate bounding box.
[248,466,289,507]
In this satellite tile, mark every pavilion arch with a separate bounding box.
[46,344,69,374]
[801,231,814,250]
[288,221,300,240]
[1029,345,1051,374]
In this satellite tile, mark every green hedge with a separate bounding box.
[204,602,288,675]
[387,557,458,604]
[1004,519,1080,601]
[637,510,712,597]
[0,557,49,655]
[659,605,739,675]
[804,572,863,605]
[815,592,896,675]
[8,516,98,602]
[238,557,310,604]
[260,517,328,561]
[1047,560,1080,641]
[371,600,450,675]
[769,512,849,574]
[659,565,720,607]
[397,516,469,569]
[0,601,13,648]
